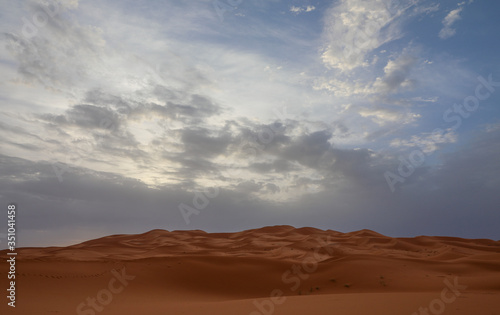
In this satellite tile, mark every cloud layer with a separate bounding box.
[1,0,499,246]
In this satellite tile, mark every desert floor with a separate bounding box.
[2,226,499,314]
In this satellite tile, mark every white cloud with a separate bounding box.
[412,3,440,15]
[390,129,457,154]
[320,0,414,72]
[358,107,420,126]
[290,5,316,14]
[439,7,463,39]
[314,53,419,98]
[411,96,438,103]
[312,77,374,97]
[32,0,79,10]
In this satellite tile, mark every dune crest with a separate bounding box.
[2,226,499,314]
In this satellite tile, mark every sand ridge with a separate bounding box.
[1,226,499,314]
[11,226,500,262]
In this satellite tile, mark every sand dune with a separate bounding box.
[1,226,499,314]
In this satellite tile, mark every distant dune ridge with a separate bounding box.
[1,225,500,314]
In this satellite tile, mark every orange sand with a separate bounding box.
[1,226,499,314]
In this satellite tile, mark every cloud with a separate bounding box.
[439,7,463,39]
[0,0,469,196]
[315,52,421,127]
[320,0,414,72]
[180,128,231,158]
[235,180,264,193]
[407,124,500,203]
[290,5,316,14]
[390,129,458,154]
[315,53,419,97]
[249,159,293,174]
[40,105,121,130]
[412,3,440,15]
[438,0,475,39]
[313,77,374,97]
[3,5,106,94]
[358,106,420,126]
[280,130,333,167]
[2,123,500,247]
[373,55,418,93]
[1,0,499,248]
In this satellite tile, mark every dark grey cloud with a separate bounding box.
[380,55,418,93]
[423,126,500,194]
[236,127,388,190]
[23,86,226,178]
[40,105,120,130]
[34,100,147,166]
[0,121,46,151]
[249,159,293,173]
[235,180,264,194]
[280,130,333,168]
[84,90,135,115]
[166,155,221,180]
[331,121,350,138]
[84,89,222,124]
[264,183,280,194]
[181,128,231,157]
[2,120,499,249]
[231,120,291,151]
[1,140,42,152]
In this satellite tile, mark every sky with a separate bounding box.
[1,0,499,248]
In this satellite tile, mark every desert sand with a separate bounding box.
[1,225,499,314]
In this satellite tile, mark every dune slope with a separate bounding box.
[1,226,499,314]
